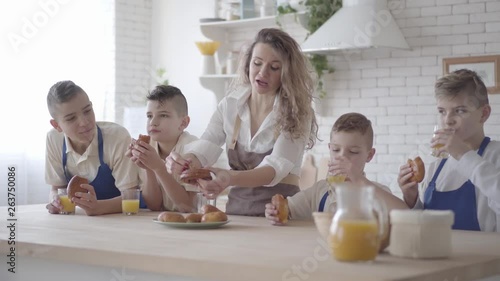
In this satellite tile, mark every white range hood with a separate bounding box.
[301,0,410,53]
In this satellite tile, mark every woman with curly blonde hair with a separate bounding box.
[166,28,318,216]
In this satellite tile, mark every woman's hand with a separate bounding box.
[72,184,102,216]
[197,167,231,199]
[165,151,194,176]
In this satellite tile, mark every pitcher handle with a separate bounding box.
[373,197,389,251]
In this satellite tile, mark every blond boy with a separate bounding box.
[398,69,500,232]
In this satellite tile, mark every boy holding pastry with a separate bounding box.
[127,85,199,212]
[398,69,500,232]
[265,113,407,223]
[45,80,139,216]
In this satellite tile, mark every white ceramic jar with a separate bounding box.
[389,210,454,259]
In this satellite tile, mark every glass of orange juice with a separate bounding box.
[58,188,75,215]
[327,173,347,188]
[121,189,140,215]
[431,124,449,158]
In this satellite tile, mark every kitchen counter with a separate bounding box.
[1,204,500,281]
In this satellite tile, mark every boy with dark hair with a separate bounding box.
[127,85,199,212]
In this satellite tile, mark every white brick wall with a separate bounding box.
[114,0,152,124]
[308,0,500,195]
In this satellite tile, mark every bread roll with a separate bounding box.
[272,194,289,223]
[201,211,228,222]
[67,175,88,201]
[408,156,425,183]
[157,212,186,223]
[138,134,150,143]
[180,168,212,185]
[185,213,203,223]
[201,204,221,214]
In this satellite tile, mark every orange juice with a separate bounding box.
[329,220,379,262]
[59,195,75,214]
[122,199,139,215]
[327,174,347,185]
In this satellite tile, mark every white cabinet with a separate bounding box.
[199,12,308,101]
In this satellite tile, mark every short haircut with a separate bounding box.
[146,85,188,116]
[47,80,86,118]
[435,69,489,108]
[330,113,374,148]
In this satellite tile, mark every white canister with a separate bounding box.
[389,210,454,259]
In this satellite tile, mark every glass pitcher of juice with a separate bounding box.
[329,185,388,262]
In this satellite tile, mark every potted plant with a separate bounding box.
[277,0,342,98]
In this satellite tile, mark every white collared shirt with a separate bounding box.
[185,87,310,186]
[416,140,500,232]
[139,131,199,211]
[45,121,139,191]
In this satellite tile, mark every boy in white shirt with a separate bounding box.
[127,85,199,212]
[266,113,407,223]
[398,69,500,232]
[45,80,139,216]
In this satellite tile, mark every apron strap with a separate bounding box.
[318,191,329,212]
[478,137,490,156]
[228,115,242,150]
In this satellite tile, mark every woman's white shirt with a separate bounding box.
[185,87,309,186]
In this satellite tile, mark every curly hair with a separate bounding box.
[435,69,489,108]
[231,28,318,149]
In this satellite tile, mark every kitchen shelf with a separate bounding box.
[198,11,308,102]
[200,11,308,42]
[199,75,237,102]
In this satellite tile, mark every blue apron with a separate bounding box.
[424,137,490,231]
[63,126,121,200]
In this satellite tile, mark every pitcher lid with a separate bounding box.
[390,210,454,225]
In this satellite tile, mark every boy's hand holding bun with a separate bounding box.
[398,156,425,208]
[265,194,290,225]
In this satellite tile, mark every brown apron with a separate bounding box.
[226,115,300,216]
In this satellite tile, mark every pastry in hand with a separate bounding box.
[180,168,212,185]
[272,194,289,224]
[67,175,88,202]
[407,156,425,183]
[137,134,150,144]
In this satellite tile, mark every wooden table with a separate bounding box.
[1,204,500,281]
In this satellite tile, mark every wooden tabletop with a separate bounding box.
[1,204,500,281]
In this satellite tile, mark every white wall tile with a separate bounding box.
[452,23,486,34]
[452,44,485,54]
[422,6,452,16]
[453,3,486,14]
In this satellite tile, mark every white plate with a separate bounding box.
[152,219,229,229]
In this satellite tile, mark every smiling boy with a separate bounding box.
[127,85,198,212]
[45,80,139,216]
[398,69,500,232]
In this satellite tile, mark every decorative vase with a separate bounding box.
[202,55,216,75]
